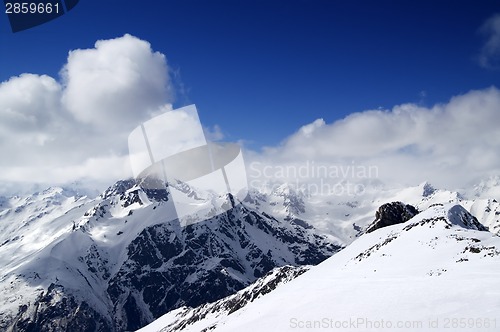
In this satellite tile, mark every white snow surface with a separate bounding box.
[140,203,500,332]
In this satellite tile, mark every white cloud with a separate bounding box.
[0,74,62,133]
[478,14,500,69]
[299,118,325,138]
[0,35,173,194]
[250,87,500,191]
[204,124,224,141]
[61,34,171,131]
[2,35,499,196]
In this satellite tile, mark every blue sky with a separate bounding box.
[1,0,499,148]
[1,1,500,193]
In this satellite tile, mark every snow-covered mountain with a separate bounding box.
[140,203,500,332]
[0,180,341,331]
[1,177,500,332]
[0,187,93,276]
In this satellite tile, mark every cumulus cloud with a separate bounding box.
[62,34,171,130]
[0,34,173,194]
[0,74,62,134]
[478,14,500,69]
[2,34,499,196]
[250,87,500,191]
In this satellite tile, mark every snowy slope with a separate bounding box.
[136,265,310,332]
[140,203,500,332]
[0,187,92,275]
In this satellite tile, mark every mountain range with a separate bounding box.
[0,180,340,331]
[1,177,499,331]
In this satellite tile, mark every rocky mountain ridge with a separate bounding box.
[0,180,341,331]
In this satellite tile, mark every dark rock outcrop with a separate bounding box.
[365,202,419,233]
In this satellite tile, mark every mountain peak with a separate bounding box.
[101,179,137,199]
[402,203,488,232]
[419,181,436,197]
[446,204,489,231]
[0,177,341,331]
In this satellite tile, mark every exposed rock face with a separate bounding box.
[11,284,111,332]
[446,204,488,231]
[365,202,419,233]
[422,182,436,197]
[107,205,341,331]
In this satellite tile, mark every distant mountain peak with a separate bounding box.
[420,181,436,197]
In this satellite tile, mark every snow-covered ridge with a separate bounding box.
[0,187,92,275]
[141,203,500,332]
[137,265,310,332]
